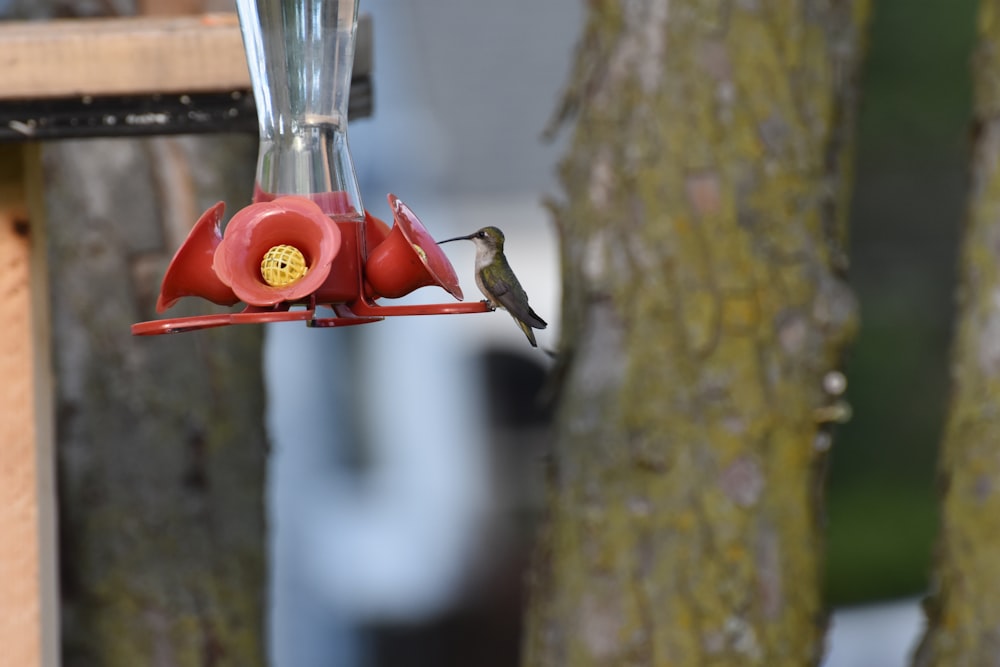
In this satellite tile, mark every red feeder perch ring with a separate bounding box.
[132,193,492,335]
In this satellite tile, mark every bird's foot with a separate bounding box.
[481,299,497,312]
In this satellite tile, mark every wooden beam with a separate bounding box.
[0,143,58,667]
[137,0,230,14]
[0,13,373,100]
[0,14,374,141]
[0,14,249,99]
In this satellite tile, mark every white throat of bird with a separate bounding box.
[471,238,497,272]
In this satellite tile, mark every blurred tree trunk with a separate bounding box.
[914,2,1000,665]
[47,136,268,667]
[523,2,869,666]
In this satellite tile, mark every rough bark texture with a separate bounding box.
[47,135,268,667]
[523,1,869,665]
[914,3,1000,665]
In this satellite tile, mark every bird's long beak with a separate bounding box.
[437,233,474,245]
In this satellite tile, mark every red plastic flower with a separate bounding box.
[212,196,342,306]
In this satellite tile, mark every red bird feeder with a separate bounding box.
[132,0,488,335]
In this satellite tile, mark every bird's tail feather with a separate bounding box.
[517,318,538,347]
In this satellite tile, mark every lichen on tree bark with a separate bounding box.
[48,136,267,667]
[914,2,1000,665]
[524,1,869,665]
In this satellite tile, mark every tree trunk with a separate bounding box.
[914,3,1000,665]
[523,1,869,665]
[47,135,268,667]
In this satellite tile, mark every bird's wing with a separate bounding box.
[525,305,547,329]
[481,261,547,329]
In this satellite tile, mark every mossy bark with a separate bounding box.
[914,3,1000,665]
[523,1,869,665]
[46,135,267,667]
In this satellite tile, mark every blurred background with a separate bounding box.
[268,1,981,665]
[0,0,982,665]
[265,2,571,665]
[829,0,976,606]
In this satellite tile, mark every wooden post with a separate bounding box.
[0,143,58,667]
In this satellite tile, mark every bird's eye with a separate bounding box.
[477,231,486,238]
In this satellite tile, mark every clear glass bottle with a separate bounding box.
[236,0,364,220]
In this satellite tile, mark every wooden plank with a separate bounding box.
[0,143,58,667]
[0,14,249,99]
[0,13,374,101]
[137,0,228,14]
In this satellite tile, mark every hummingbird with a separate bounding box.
[439,226,547,347]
